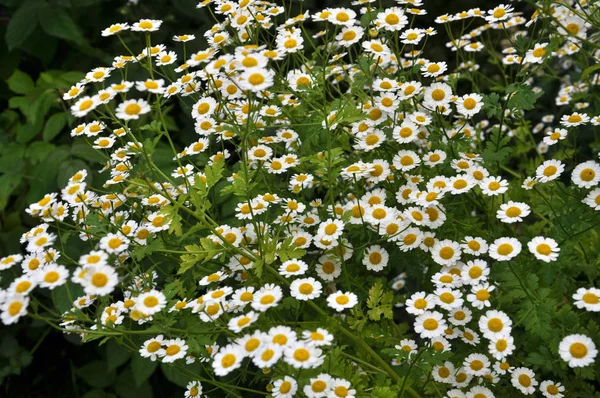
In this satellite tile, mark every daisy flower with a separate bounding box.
[478,310,512,339]
[303,373,333,397]
[560,112,589,127]
[463,353,490,376]
[480,176,509,196]
[131,19,162,32]
[272,376,297,398]
[290,278,322,301]
[573,287,600,312]
[461,260,489,285]
[330,378,355,398]
[583,188,600,210]
[559,334,597,368]
[184,381,203,398]
[228,311,259,333]
[497,201,531,223]
[283,342,324,369]
[1,294,29,325]
[489,237,521,261]
[115,99,151,120]
[376,7,408,31]
[414,311,446,338]
[527,237,560,262]
[302,328,334,347]
[327,291,358,312]
[539,380,565,398]
[571,160,600,188]
[362,245,389,271]
[511,367,538,395]
[252,284,283,312]
[213,344,245,376]
[431,240,462,266]
[461,237,488,256]
[536,159,564,182]
[467,283,495,309]
[456,93,484,117]
[279,259,308,277]
[36,264,69,290]
[139,335,165,361]
[136,290,167,315]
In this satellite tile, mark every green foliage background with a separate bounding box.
[0,0,546,397]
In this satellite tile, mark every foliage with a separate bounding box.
[2,0,600,397]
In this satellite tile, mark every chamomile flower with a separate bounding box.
[478,310,512,339]
[1,295,29,325]
[480,176,509,196]
[284,342,324,369]
[463,353,491,376]
[362,245,389,271]
[511,367,538,395]
[414,311,446,338]
[571,161,600,188]
[573,287,600,312]
[252,284,283,312]
[497,201,531,223]
[185,381,203,398]
[213,344,245,376]
[489,237,521,261]
[461,260,489,285]
[327,291,358,312]
[467,283,495,309]
[489,334,515,360]
[461,237,488,256]
[36,264,69,290]
[405,292,436,315]
[560,112,589,127]
[431,240,462,266]
[290,278,322,301]
[136,290,167,315]
[527,237,560,262]
[279,259,308,277]
[302,328,334,347]
[583,188,600,210]
[272,376,297,398]
[540,380,565,398]
[115,99,151,120]
[457,93,484,117]
[132,19,162,32]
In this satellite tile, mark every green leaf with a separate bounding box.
[38,5,85,45]
[366,281,394,321]
[115,369,153,398]
[131,355,157,387]
[507,84,537,111]
[0,173,23,211]
[16,122,41,144]
[6,69,34,94]
[77,361,116,388]
[71,139,107,163]
[5,0,42,50]
[483,93,501,118]
[26,141,56,164]
[43,113,67,141]
[160,363,193,388]
[107,340,131,372]
[581,64,600,80]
